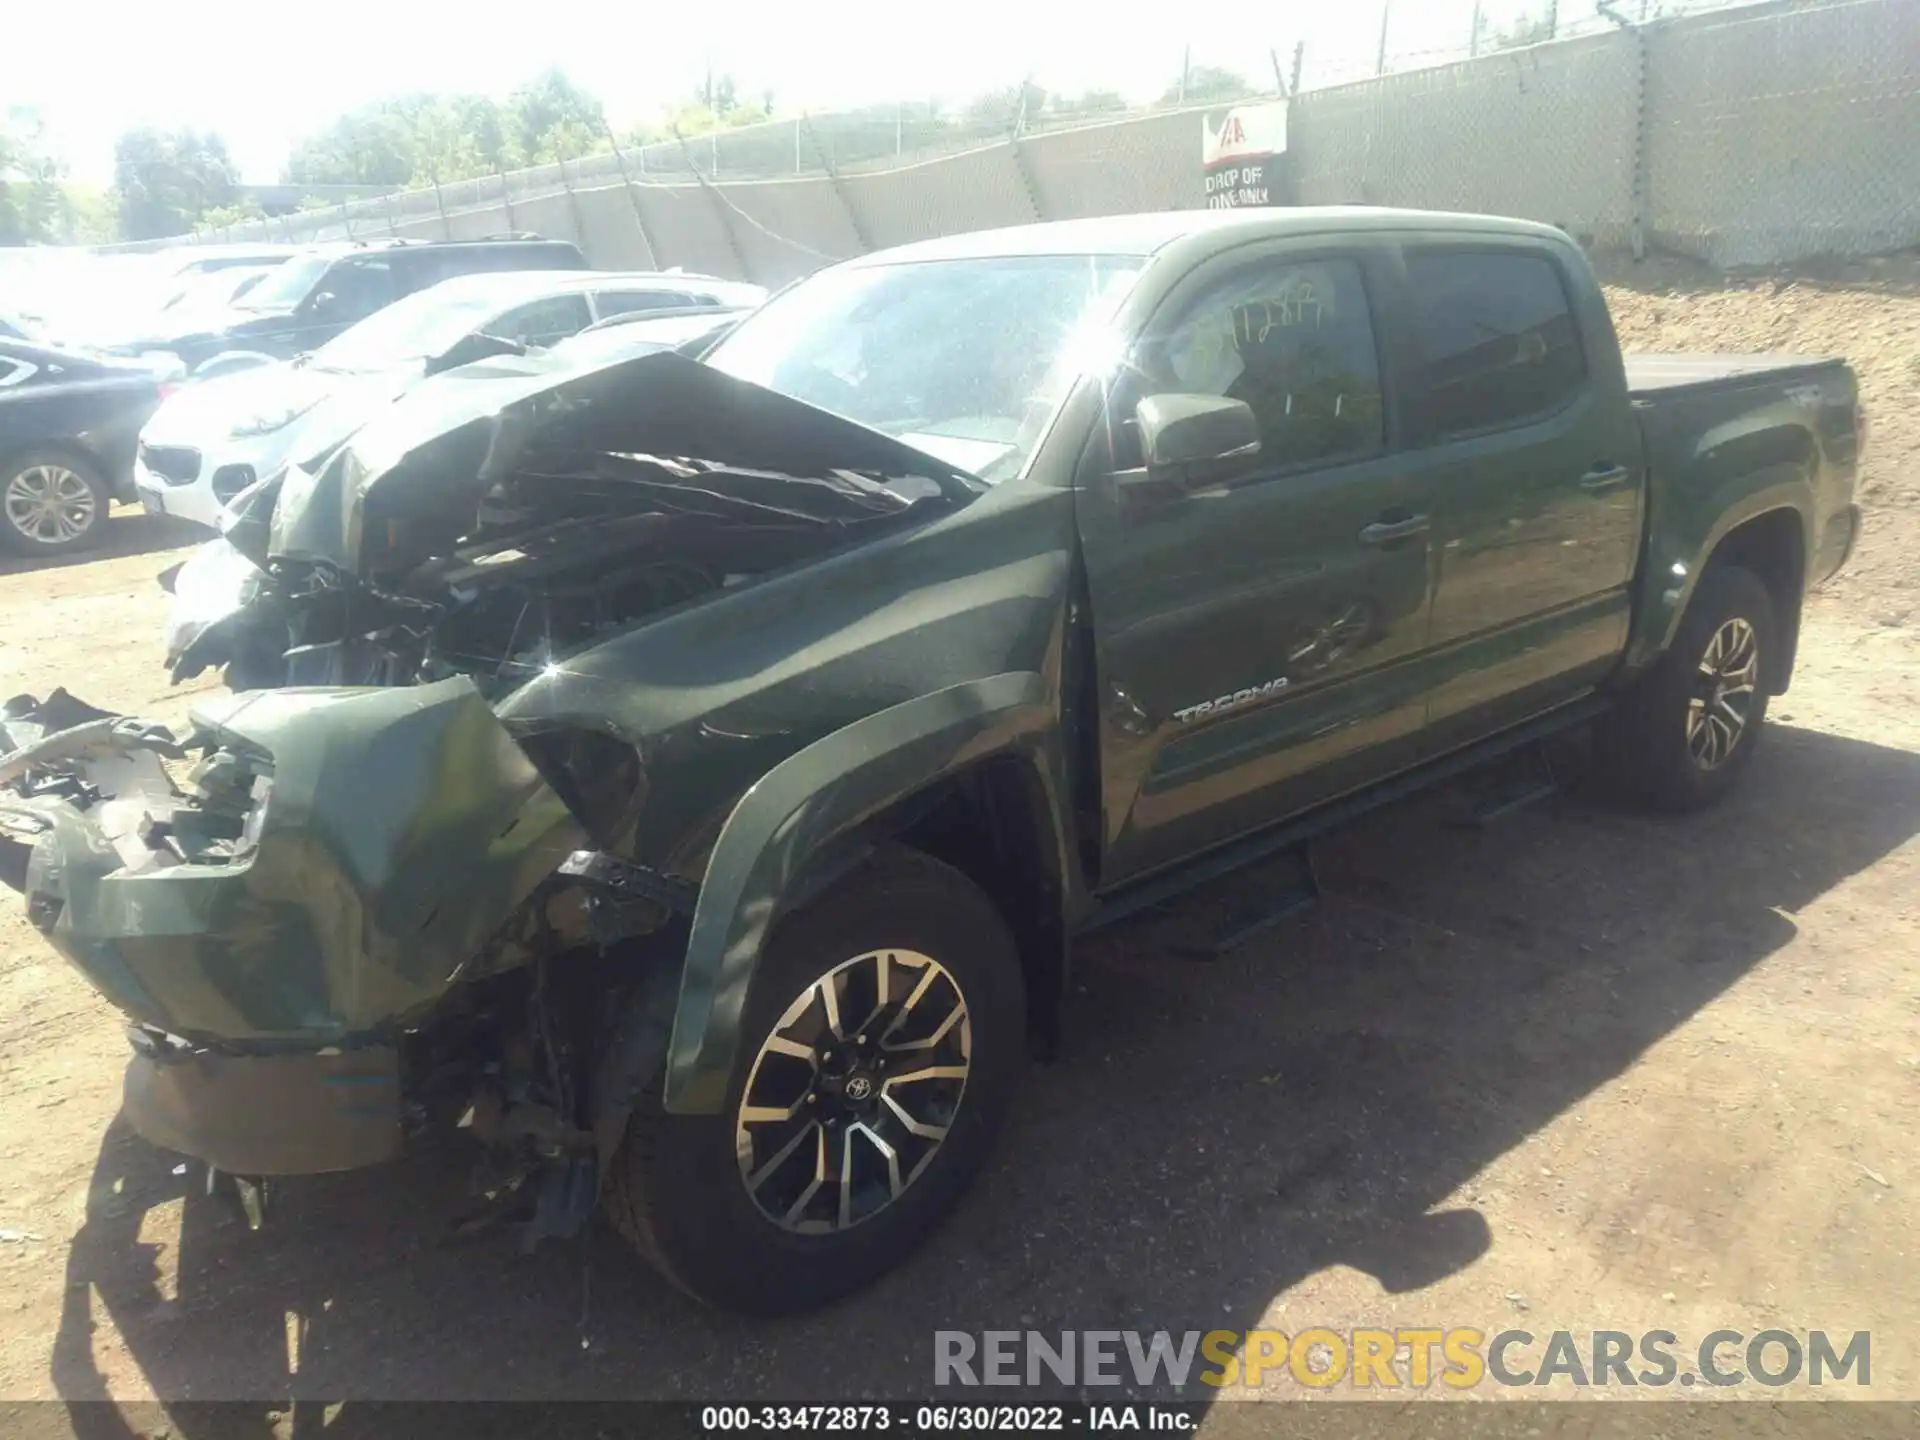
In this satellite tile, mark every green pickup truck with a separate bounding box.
[0,208,1864,1315]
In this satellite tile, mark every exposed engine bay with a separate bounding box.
[168,347,975,692]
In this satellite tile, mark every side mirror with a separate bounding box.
[307,290,340,316]
[1134,393,1260,489]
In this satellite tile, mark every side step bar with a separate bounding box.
[1085,696,1607,936]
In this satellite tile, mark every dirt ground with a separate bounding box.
[0,256,1916,1428]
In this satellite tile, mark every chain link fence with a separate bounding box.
[189,0,1917,279]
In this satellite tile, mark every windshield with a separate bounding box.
[705,254,1144,483]
[236,255,334,311]
[309,285,525,373]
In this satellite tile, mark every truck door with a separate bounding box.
[1403,244,1645,748]
[1075,242,1440,887]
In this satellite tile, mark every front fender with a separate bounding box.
[663,671,1061,1114]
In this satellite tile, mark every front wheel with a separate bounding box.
[1596,563,1777,811]
[0,450,110,557]
[602,847,1026,1315]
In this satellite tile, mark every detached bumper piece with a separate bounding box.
[125,1028,402,1176]
[0,678,585,1046]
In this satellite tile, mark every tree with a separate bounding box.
[1161,65,1255,105]
[659,72,773,140]
[507,69,609,165]
[961,80,1049,132]
[112,127,239,240]
[1491,14,1558,49]
[285,105,417,187]
[1048,90,1129,118]
[0,107,66,245]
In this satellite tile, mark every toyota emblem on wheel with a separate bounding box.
[844,1074,873,1102]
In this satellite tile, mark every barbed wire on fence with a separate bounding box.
[169,0,1918,279]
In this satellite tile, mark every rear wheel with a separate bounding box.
[602,847,1026,1315]
[0,450,110,556]
[1596,563,1777,811]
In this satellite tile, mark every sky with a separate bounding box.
[10,0,1603,185]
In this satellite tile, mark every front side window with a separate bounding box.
[490,293,592,345]
[594,289,704,318]
[1130,256,1385,471]
[1406,251,1586,437]
[314,260,394,321]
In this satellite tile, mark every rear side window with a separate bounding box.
[593,289,711,318]
[1406,251,1585,437]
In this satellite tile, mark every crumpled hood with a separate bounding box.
[267,347,980,573]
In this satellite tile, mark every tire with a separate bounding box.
[603,846,1026,1315]
[1596,563,1777,811]
[0,449,111,557]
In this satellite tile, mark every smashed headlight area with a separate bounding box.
[0,689,271,902]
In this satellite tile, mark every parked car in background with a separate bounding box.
[133,269,764,529]
[1,247,296,354]
[100,237,593,372]
[0,338,183,555]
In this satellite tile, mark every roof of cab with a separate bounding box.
[843,207,1573,267]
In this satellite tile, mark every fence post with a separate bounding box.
[602,122,665,269]
[1291,40,1305,96]
[1006,89,1047,222]
[673,128,751,280]
[431,173,452,239]
[801,112,875,254]
[499,169,516,233]
[554,135,589,249]
[1376,0,1391,75]
[339,200,354,240]
[1597,1,1648,260]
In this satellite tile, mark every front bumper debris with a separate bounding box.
[124,1027,402,1175]
[1,679,587,1047]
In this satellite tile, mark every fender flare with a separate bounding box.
[660,671,1065,1114]
[1624,466,1813,677]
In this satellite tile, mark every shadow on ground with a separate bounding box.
[0,511,203,578]
[45,724,1920,1436]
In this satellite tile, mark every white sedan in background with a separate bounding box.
[133,268,765,529]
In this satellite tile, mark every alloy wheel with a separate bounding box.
[1686,615,1759,770]
[736,948,971,1233]
[4,464,97,547]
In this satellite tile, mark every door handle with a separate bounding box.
[1580,464,1632,492]
[1359,513,1431,546]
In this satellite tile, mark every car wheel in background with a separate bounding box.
[0,449,111,557]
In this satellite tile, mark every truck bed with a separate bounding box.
[1625,352,1846,397]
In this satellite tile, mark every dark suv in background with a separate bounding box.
[108,236,589,371]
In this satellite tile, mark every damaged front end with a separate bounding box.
[8,346,979,1230]
[0,681,593,1178]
